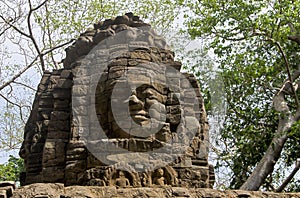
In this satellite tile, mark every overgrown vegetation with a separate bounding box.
[183,0,300,191]
[0,155,24,182]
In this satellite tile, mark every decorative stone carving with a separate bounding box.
[153,168,165,186]
[19,12,214,188]
[115,171,130,187]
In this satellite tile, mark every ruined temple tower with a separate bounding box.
[19,13,214,188]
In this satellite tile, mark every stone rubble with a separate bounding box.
[11,183,300,198]
[0,181,15,198]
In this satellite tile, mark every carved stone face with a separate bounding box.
[96,63,170,140]
[128,84,166,126]
[118,171,125,177]
[157,168,164,177]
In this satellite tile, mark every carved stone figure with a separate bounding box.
[153,168,165,186]
[115,171,130,187]
[19,13,214,188]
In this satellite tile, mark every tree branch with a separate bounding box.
[0,93,25,123]
[0,15,31,38]
[0,93,22,109]
[12,81,36,91]
[240,113,291,190]
[45,2,58,69]
[41,38,76,56]
[27,0,46,71]
[0,55,38,91]
[0,37,74,92]
[275,70,300,97]
[273,41,299,107]
[288,35,300,45]
[254,31,300,108]
[31,0,48,12]
[276,159,300,192]
[240,70,300,190]
[0,26,11,37]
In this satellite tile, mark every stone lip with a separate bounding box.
[10,183,300,198]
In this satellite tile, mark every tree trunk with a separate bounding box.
[240,91,296,190]
[239,131,288,190]
[276,159,300,192]
[239,31,300,192]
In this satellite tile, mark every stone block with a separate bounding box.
[50,111,70,121]
[43,147,55,161]
[129,75,151,85]
[68,123,81,140]
[46,131,69,140]
[108,58,128,68]
[56,141,66,157]
[72,85,89,96]
[38,98,53,108]
[60,69,73,79]
[128,139,153,152]
[72,105,89,116]
[87,154,103,169]
[27,153,43,165]
[57,79,73,89]
[166,105,181,114]
[48,120,69,131]
[53,89,71,99]
[66,160,86,172]
[66,153,87,161]
[108,69,126,79]
[43,157,65,167]
[44,140,56,149]
[0,186,13,198]
[42,167,65,182]
[109,49,129,60]
[0,182,15,189]
[73,76,90,87]
[109,44,128,54]
[128,41,150,51]
[30,142,45,154]
[67,140,86,149]
[167,114,181,125]
[26,166,42,174]
[0,189,7,198]
[64,172,78,185]
[39,110,51,120]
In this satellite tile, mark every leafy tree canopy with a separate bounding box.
[183,0,300,191]
[0,155,24,182]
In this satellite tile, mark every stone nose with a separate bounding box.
[128,94,143,108]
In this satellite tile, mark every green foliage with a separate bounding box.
[184,0,300,190]
[0,155,24,182]
[0,104,28,151]
[287,179,300,192]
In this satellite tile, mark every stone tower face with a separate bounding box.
[19,13,214,188]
